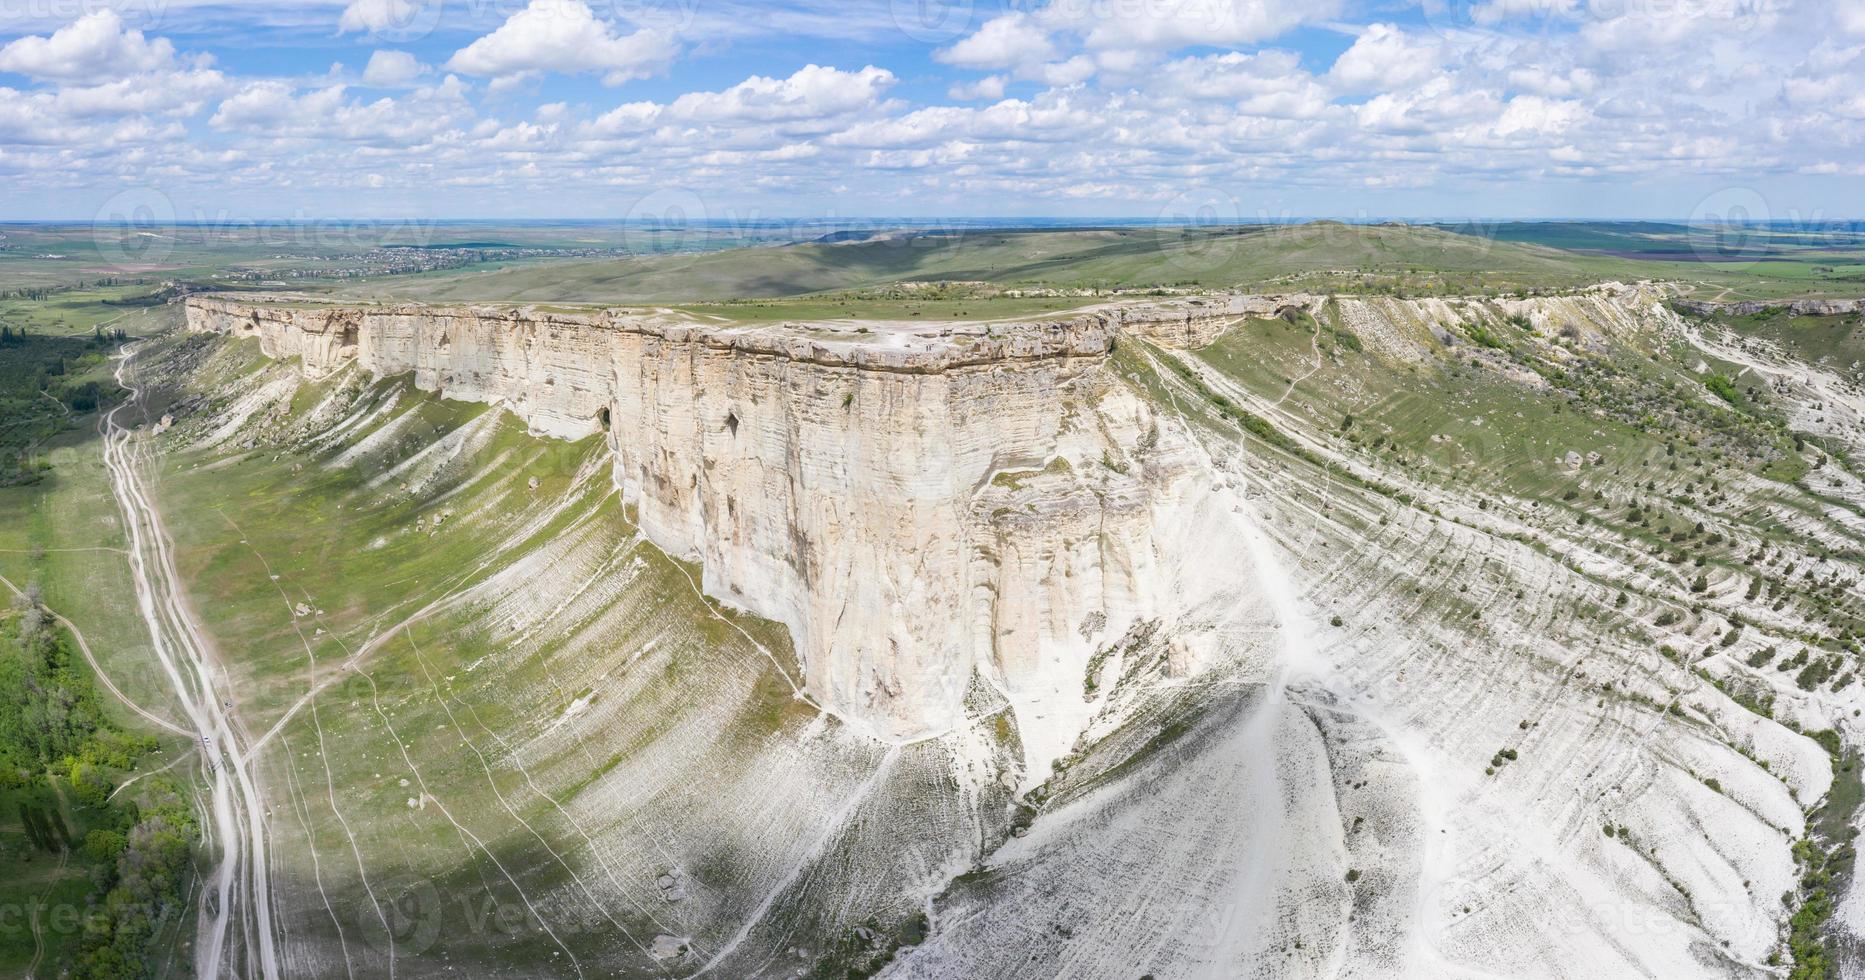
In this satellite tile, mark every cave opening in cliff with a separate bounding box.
[597,407,611,431]
[725,411,739,436]
[339,323,358,349]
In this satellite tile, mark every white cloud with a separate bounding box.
[583,100,663,137]
[1038,55,1096,86]
[938,0,1340,83]
[1507,67,1595,97]
[211,75,473,145]
[1355,76,1501,134]
[949,75,1007,101]
[1493,94,1589,137]
[576,63,894,145]
[666,64,895,123]
[209,80,303,130]
[363,50,427,86]
[1046,0,1341,52]
[830,92,1099,148]
[54,67,227,118]
[1328,25,1441,95]
[0,84,188,147]
[446,0,679,87]
[2,0,1862,216]
[1153,50,1331,118]
[0,10,175,82]
[936,13,1057,70]
[1576,0,1777,52]
[1839,0,1865,35]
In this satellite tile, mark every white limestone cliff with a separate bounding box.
[186,294,1261,775]
[180,283,1854,978]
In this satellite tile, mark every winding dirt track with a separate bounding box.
[0,571,190,738]
[100,345,281,980]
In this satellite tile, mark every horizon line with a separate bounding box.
[8,217,1865,226]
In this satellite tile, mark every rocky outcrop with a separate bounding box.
[1674,297,1865,317]
[1109,293,1319,348]
[186,294,1252,767]
[187,299,364,379]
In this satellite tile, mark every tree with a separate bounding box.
[82,828,126,864]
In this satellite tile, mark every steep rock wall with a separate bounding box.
[187,295,1250,765]
[187,299,364,379]
[1112,293,1318,348]
[1675,297,1865,317]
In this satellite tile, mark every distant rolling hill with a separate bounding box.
[322,223,1615,304]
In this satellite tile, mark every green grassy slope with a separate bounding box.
[60,335,1009,977]
[322,224,1622,304]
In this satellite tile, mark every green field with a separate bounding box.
[290,221,1865,306]
[314,224,1615,303]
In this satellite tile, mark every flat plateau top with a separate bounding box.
[192,292,1231,370]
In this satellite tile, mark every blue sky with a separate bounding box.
[2,0,1862,221]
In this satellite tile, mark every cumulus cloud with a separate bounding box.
[1576,0,1778,52]
[936,14,1056,70]
[666,64,895,123]
[575,63,895,145]
[211,75,473,145]
[1493,95,1589,138]
[1045,0,1341,52]
[54,67,227,119]
[949,75,1007,101]
[583,100,663,137]
[0,84,188,147]
[935,0,1341,86]
[210,80,321,129]
[1328,25,1441,95]
[1355,75,1501,135]
[1507,67,1596,97]
[363,50,427,86]
[829,91,1099,149]
[1153,50,1331,118]
[2,0,1862,215]
[0,10,175,82]
[445,0,678,87]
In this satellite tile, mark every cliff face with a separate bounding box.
[1674,297,1865,317]
[187,300,365,380]
[178,285,1686,761]
[173,281,1854,979]
[186,295,1251,766]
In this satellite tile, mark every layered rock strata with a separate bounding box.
[1674,297,1865,317]
[187,295,1255,759]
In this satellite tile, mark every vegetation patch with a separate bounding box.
[0,329,126,486]
[1779,741,1863,978]
[0,587,194,979]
